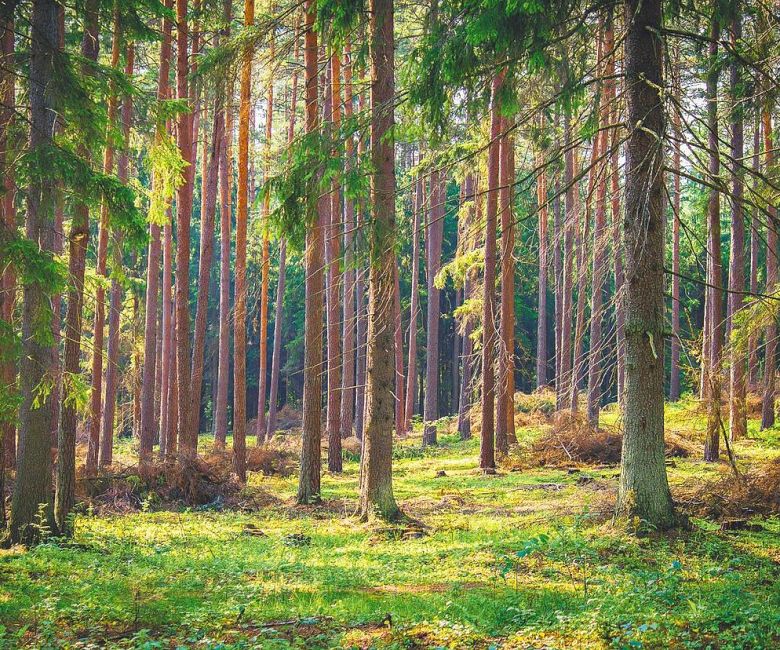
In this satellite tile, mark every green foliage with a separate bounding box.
[145,130,186,227]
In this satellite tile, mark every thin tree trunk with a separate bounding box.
[359,0,401,522]
[670,48,682,402]
[55,1,99,530]
[587,18,613,427]
[297,0,324,503]
[703,16,722,462]
[86,10,121,474]
[394,260,404,434]
[268,30,300,439]
[727,13,747,442]
[611,97,625,407]
[405,170,423,433]
[215,0,232,449]
[140,0,173,463]
[256,29,275,443]
[175,0,196,459]
[326,50,343,471]
[480,72,503,471]
[233,0,254,480]
[423,169,444,446]
[354,95,368,441]
[457,173,476,439]
[747,112,760,390]
[536,137,548,389]
[559,113,575,412]
[615,0,676,530]
[100,43,135,468]
[160,215,173,458]
[496,122,515,454]
[8,0,59,545]
[760,107,777,430]
[339,43,356,440]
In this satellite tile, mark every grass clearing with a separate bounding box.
[2,399,780,648]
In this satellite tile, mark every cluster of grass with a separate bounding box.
[2,400,780,648]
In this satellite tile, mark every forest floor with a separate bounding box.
[2,396,780,649]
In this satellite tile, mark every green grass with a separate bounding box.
[2,402,780,649]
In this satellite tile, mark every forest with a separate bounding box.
[1,0,780,647]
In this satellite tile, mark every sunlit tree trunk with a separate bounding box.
[55,1,99,530]
[354,90,368,441]
[394,260,404,434]
[359,0,401,522]
[727,12,747,442]
[423,169,444,446]
[670,48,682,402]
[480,72,503,471]
[747,112,760,390]
[326,49,343,471]
[616,0,676,530]
[405,169,423,433]
[457,173,477,439]
[536,137,549,389]
[175,0,196,459]
[99,43,135,468]
[496,121,515,454]
[269,27,300,439]
[559,109,575,412]
[703,16,722,462]
[86,8,120,474]
[160,214,174,458]
[140,0,173,463]
[297,0,324,503]
[256,26,276,443]
[8,0,60,545]
[233,0,254,480]
[760,107,776,430]
[339,43,357,440]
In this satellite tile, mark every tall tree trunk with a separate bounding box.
[160,215,174,457]
[339,43,357,440]
[54,0,99,529]
[423,169,444,445]
[297,0,324,503]
[86,8,121,474]
[268,30,300,439]
[175,0,196,459]
[587,17,613,427]
[215,0,232,449]
[405,170,423,433]
[326,50,343,471]
[747,113,760,390]
[480,73,503,471]
[190,105,222,443]
[559,113,575,411]
[140,0,174,463]
[359,0,401,522]
[7,0,59,545]
[354,91,368,441]
[703,16,722,463]
[256,28,275,443]
[727,13,747,442]
[496,122,515,454]
[536,138,549,389]
[0,18,15,523]
[233,0,254,480]
[100,43,135,468]
[670,48,682,402]
[611,97,625,407]
[615,0,676,530]
[760,107,777,430]
[457,173,477,439]
[394,261,404,433]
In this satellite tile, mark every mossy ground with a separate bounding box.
[2,397,779,649]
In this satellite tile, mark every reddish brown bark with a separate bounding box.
[160,216,174,458]
[140,0,173,462]
[175,0,196,459]
[233,0,254,481]
[558,113,575,412]
[86,11,121,474]
[670,50,682,402]
[747,112,760,389]
[99,43,135,468]
[423,169,444,446]
[761,108,776,430]
[326,50,343,472]
[496,122,515,455]
[404,170,423,433]
[297,0,324,503]
[480,73,503,471]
